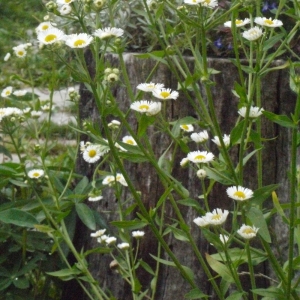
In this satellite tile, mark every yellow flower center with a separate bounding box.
[126,139,134,145]
[17,51,24,56]
[195,155,205,160]
[45,34,57,43]
[160,91,170,98]
[181,124,189,130]
[88,149,97,158]
[235,19,243,25]
[74,39,86,47]
[264,19,274,25]
[234,191,246,199]
[42,25,49,30]
[65,0,71,3]
[147,84,155,88]
[5,91,11,95]
[243,228,255,234]
[139,104,150,110]
[212,214,221,220]
[32,172,40,177]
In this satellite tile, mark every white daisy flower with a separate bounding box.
[193,216,209,227]
[254,17,283,27]
[238,106,264,118]
[226,186,253,201]
[59,4,72,15]
[28,169,44,179]
[224,18,250,28]
[132,230,145,238]
[13,90,27,97]
[41,104,51,111]
[184,0,202,5]
[94,27,124,39]
[88,195,103,201]
[180,124,194,132]
[13,45,27,58]
[117,242,130,250]
[152,88,179,100]
[10,107,23,116]
[108,119,121,128]
[130,100,162,116]
[4,53,11,61]
[180,157,189,167]
[136,82,164,92]
[237,224,259,239]
[219,234,229,244]
[204,208,229,226]
[122,135,137,146]
[196,169,207,179]
[1,86,13,98]
[57,0,75,4]
[115,142,127,152]
[97,234,109,243]
[102,175,116,186]
[90,229,106,237]
[105,236,117,245]
[83,144,102,163]
[187,150,214,164]
[23,107,31,114]
[31,110,43,118]
[211,134,230,147]
[37,28,65,45]
[190,130,209,143]
[200,0,218,8]
[35,21,55,33]
[242,26,263,41]
[116,173,128,186]
[65,33,93,48]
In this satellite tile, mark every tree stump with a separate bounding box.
[72,53,295,300]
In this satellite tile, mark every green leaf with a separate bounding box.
[177,198,203,211]
[75,203,96,230]
[150,254,195,282]
[9,179,28,187]
[205,253,235,283]
[184,288,208,299]
[232,81,247,104]
[262,33,285,51]
[0,164,17,176]
[110,219,147,230]
[272,191,289,224]
[0,146,12,159]
[263,111,297,128]
[12,277,29,289]
[137,114,156,137]
[226,291,246,300]
[0,209,39,227]
[251,184,279,207]
[139,260,155,275]
[119,152,149,163]
[47,268,81,278]
[251,287,285,298]
[203,166,235,185]
[246,207,271,243]
[230,120,245,145]
[168,225,189,242]
[73,176,90,195]
[0,278,12,291]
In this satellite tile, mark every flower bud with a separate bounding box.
[197,169,207,179]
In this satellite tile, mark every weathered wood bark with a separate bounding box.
[70,53,296,300]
